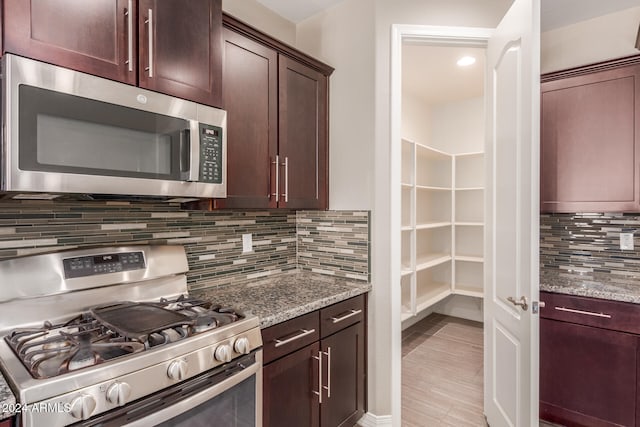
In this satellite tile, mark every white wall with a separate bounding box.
[296,1,381,422]
[221,0,296,46]
[401,93,431,145]
[434,295,484,322]
[297,0,375,211]
[430,97,484,154]
[541,6,640,73]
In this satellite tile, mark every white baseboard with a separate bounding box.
[358,412,393,427]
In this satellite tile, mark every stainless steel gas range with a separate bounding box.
[0,245,262,427]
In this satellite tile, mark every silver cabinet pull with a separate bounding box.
[323,347,331,398]
[312,350,323,403]
[125,0,133,71]
[281,157,289,202]
[507,296,528,311]
[555,306,611,318]
[271,155,280,202]
[145,9,154,77]
[273,328,315,348]
[331,309,362,324]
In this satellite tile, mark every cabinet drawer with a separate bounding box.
[262,311,319,364]
[540,291,640,334]
[320,295,365,339]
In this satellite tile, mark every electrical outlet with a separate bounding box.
[620,232,634,250]
[242,233,253,253]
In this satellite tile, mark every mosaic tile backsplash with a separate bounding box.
[541,213,640,276]
[0,200,370,290]
[297,210,370,281]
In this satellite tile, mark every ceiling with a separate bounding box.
[402,45,485,105]
[257,0,639,29]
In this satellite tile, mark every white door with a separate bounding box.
[484,0,540,425]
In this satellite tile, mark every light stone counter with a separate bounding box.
[540,269,640,304]
[192,270,371,328]
[0,373,16,420]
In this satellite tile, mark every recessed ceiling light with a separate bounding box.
[457,56,476,67]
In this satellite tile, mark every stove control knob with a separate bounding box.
[167,359,188,381]
[214,344,232,363]
[106,381,132,406]
[234,337,251,355]
[69,394,97,420]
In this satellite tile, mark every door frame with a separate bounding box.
[389,24,493,423]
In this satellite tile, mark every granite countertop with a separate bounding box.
[540,269,640,304]
[192,270,372,328]
[0,373,15,420]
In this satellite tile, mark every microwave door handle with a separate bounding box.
[187,122,200,182]
[179,129,191,180]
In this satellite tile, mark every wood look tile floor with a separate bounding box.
[402,314,484,426]
[401,313,562,427]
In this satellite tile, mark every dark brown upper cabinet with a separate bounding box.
[3,0,222,107]
[220,27,278,209]
[3,0,136,85]
[218,15,332,210]
[541,56,640,213]
[278,55,328,210]
[137,0,222,106]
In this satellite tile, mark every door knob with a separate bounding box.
[507,296,528,311]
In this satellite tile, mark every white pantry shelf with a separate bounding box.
[400,139,484,321]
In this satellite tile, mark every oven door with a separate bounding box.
[80,350,262,427]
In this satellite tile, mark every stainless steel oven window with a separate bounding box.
[18,85,189,180]
[159,375,256,427]
[76,351,262,427]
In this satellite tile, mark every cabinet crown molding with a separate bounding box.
[541,54,640,82]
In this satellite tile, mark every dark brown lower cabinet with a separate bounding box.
[262,295,366,427]
[264,342,320,427]
[0,417,13,427]
[540,291,640,426]
[320,322,365,427]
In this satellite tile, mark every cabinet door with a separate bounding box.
[278,55,328,210]
[3,0,136,84]
[541,64,640,212]
[264,342,320,427]
[321,322,365,427]
[0,418,11,427]
[218,28,278,209]
[138,0,222,107]
[540,318,638,426]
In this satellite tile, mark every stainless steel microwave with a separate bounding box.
[1,54,227,200]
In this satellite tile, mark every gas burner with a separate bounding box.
[158,296,243,334]
[5,297,245,378]
[6,321,146,378]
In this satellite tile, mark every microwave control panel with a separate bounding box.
[199,124,223,183]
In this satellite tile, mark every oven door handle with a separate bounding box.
[123,351,262,427]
